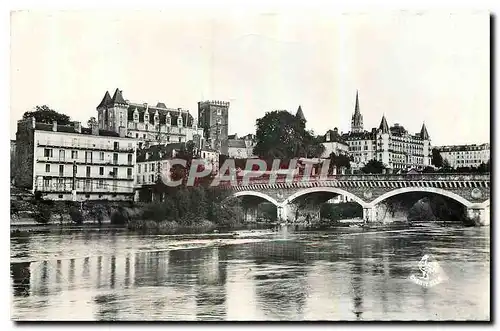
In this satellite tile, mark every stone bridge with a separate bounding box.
[223,173,490,226]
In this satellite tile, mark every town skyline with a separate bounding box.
[10,11,490,146]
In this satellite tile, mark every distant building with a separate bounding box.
[341,91,432,171]
[96,88,204,148]
[435,143,490,168]
[198,100,230,154]
[198,147,220,174]
[320,128,349,158]
[226,133,256,159]
[15,117,137,201]
[135,143,185,188]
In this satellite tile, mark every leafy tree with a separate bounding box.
[361,159,386,174]
[328,152,351,174]
[253,111,325,160]
[87,117,97,128]
[431,148,444,168]
[22,105,71,125]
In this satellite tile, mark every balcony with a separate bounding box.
[36,157,135,167]
[37,141,134,153]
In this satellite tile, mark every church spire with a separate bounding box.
[354,90,360,114]
[351,90,363,133]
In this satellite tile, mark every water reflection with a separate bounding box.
[10,227,490,321]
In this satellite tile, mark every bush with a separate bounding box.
[33,202,52,224]
[69,206,84,224]
[110,206,131,225]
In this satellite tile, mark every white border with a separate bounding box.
[2,0,498,329]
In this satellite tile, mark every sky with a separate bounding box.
[10,10,490,146]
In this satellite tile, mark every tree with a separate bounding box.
[361,159,386,174]
[253,111,325,161]
[328,152,351,174]
[87,117,97,128]
[23,105,71,125]
[431,148,444,168]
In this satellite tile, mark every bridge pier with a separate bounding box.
[466,206,490,226]
[363,207,377,223]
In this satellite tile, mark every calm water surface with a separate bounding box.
[10,226,490,321]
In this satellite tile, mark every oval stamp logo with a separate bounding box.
[409,254,447,288]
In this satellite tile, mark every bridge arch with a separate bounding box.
[368,187,475,208]
[283,187,368,207]
[225,190,280,207]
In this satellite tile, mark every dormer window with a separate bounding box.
[177,115,183,127]
[144,112,149,124]
[154,112,159,125]
[326,133,331,142]
[133,109,139,122]
[166,113,171,126]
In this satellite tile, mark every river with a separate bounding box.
[10,225,490,321]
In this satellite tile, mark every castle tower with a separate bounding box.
[296,105,306,123]
[351,90,364,133]
[96,88,129,133]
[198,100,230,154]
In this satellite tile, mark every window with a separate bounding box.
[58,150,65,160]
[100,152,104,161]
[71,150,78,159]
[86,166,91,177]
[143,134,146,139]
[138,165,141,173]
[136,133,139,138]
[178,137,182,143]
[151,174,154,182]
[113,167,118,178]
[128,154,133,165]
[137,176,141,184]
[114,142,119,150]
[166,116,171,126]
[44,148,53,157]
[217,108,222,115]
[113,153,118,164]
[166,136,170,142]
[178,116,183,127]
[59,165,64,176]
[112,182,117,192]
[151,163,155,172]
[58,194,63,199]
[145,125,149,131]
[85,151,92,163]
[127,168,132,178]
[97,179,104,188]
[99,167,104,175]
[45,164,50,173]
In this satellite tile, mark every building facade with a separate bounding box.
[226,133,257,159]
[10,140,16,184]
[15,118,137,201]
[96,88,205,149]
[198,100,230,155]
[320,128,349,158]
[435,143,490,168]
[342,92,432,171]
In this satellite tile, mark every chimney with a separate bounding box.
[119,126,126,138]
[52,121,57,131]
[91,122,99,135]
[144,103,148,111]
[73,121,81,133]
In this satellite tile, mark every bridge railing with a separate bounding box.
[215,172,490,187]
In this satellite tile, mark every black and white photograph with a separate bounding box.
[9,8,491,322]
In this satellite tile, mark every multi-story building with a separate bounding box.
[320,128,349,158]
[342,92,431,171]
[198,100,230,155]
[135,143,183,187]
[435,143,490,168]
[15,117,137,201]
[96,88,205,148]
